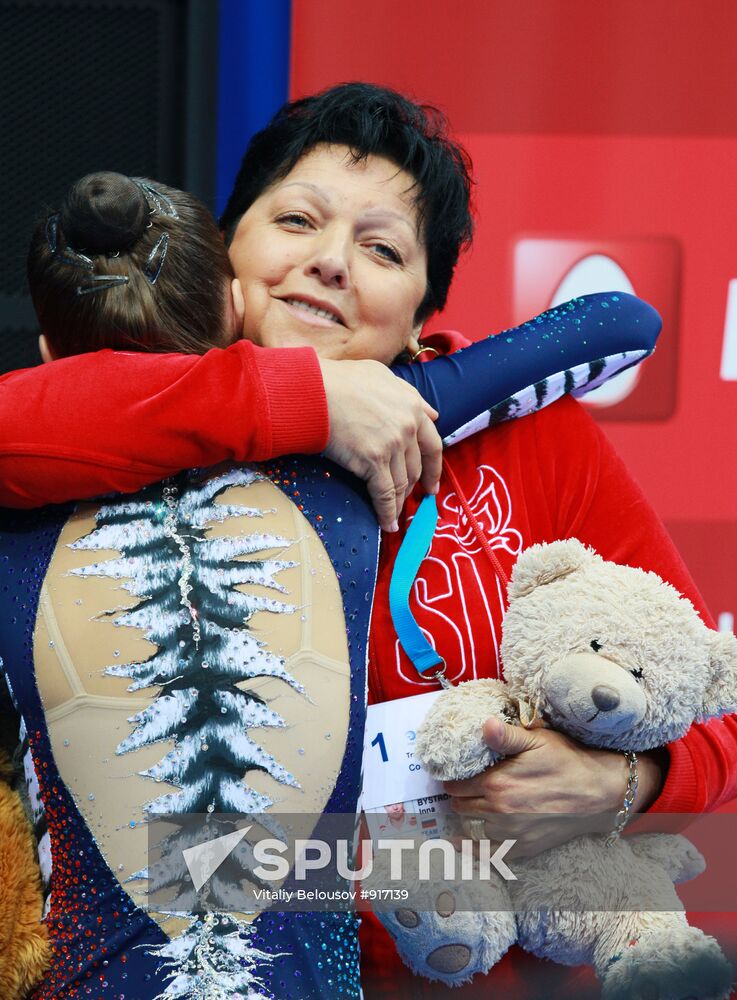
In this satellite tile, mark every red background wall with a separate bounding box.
[291,0,737,626]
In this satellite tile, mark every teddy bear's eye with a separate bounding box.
[590,639,603,652]
[630,667,644,682]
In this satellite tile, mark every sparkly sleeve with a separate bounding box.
[0,340,328,508]
[393,292,661,443]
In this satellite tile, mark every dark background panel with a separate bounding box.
[0,0,219,374]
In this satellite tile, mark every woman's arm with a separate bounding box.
[0,341,442,529]
[0,293,660,509]
[536,397,737,814]
[517,396,737,815]
[445,396,737,855]
[0,340,327,507]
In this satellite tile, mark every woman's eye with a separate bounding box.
[370,242,402,264]
[630,667,644,682]
[276,212,311,228]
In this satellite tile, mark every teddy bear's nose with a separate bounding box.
[591,685,620,712]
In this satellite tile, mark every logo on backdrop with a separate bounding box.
[512,236,681,420]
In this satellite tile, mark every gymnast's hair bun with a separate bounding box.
[59,172,149,253]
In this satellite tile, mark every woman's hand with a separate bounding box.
[320,358,442,531]
[443,716,668,858]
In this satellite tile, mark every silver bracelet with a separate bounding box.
[605,750,638,847]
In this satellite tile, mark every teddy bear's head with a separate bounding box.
[499,539,737,750]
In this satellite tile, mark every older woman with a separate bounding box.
[1,84,735,1000]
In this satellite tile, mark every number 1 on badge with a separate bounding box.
[371,731,388,763]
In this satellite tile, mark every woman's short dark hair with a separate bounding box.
[28,172,233,358]
[219,82,474,322]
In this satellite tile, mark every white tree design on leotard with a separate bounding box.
[71,466,301,999]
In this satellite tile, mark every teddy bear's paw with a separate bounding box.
[365,843,516,985]
[626,833,706,885]
[415,679,515,781]
[377,894,516,986]
[601,925,733,1000]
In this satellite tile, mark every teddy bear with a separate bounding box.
[373,539,737,999]
[0,749,50,1000]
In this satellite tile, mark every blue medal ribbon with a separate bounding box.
[388,494,449,683]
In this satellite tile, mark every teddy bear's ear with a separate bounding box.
[698,629,737,722]
[508,538,597,600]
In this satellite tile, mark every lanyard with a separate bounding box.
[389,463,511,689]
[388,494,451,687]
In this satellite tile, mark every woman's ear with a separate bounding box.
[230,278,245,338]
[38,334,56,365]
[407,320,425,359]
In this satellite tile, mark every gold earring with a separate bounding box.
[411,345,440,362]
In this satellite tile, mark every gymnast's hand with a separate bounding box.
[443,716,667,858]
[320,358,442,532]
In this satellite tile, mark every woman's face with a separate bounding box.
[228,144,429,363]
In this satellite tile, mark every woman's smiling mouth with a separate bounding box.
[280,296,345,326]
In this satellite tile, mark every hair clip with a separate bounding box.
[60,248,95,271]
[46,214,60,254]
[143,232,169,285]
[77,274,130,296]
[135,181,179,219]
